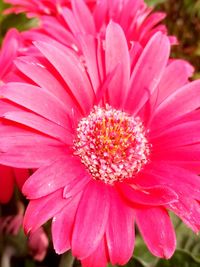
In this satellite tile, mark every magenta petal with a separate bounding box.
[118,183,178,206]
[0,124,66,168]
[23,189,69,233]
[136,207,176,259]
[63,174,90,199]
[151,80,200,131]
[14,168,29,190]
[0,83,70,130]
[124,32,170,115]
[15,56,78,110]
[105,21,130,108]
[72,181,110,259]
[23,155,87,199]
[0,165,14,203]
[106,188,135,265]
[167,197,200,232]
[153,59,194,105]
[3,111,73,145]
[34,41,95,115]
[52,193,81,254]
[81,238,108,267]
[71,0,96,35]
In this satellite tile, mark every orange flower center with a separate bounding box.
[74,105,150,184]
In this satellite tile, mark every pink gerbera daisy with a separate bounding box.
[0,23,200,267]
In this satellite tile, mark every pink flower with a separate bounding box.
[28,227,49,261]
[0,165,29,204]
[0,23,199,267]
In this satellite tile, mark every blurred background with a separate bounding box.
[0,0,200,266]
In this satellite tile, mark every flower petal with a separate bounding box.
[151,80,200,131]
[0,165,14,203]
[0,83,71,130]
[118,183,178,206]
[124,32,170,115]
[136,207,176,258]
[23,189,69,233]
[106,188,135,265]
[105,21,130,108]
[81,238,108,267]
[23,155,87,199]
[52,193,81,254]
[72,181,110,259]
[34,41,95,115]
[3,111,73,145]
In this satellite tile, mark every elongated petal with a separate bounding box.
[136,207,176,258]
[167,197,200,232]
[52,193,81,254]
[106,188,134,265]
[81,238,108,267]
[23,189,69,233]
[34,41,95,115]
[118,183,178,206]
[71,0,96,35]
[105,22,130,108]
[15,56,78,110]
[0,83,71,130]
[23,155,87,199]
[151,80,200,131]
[3,111,73,145]
[72,181,110,259]
[151,121,200,149]
[124,32,170,115]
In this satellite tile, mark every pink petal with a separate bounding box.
[72,181,110,259]
[151,121,200,149]
[0,29,19,80]
[155,59,194,105]
[63,174,90,199]
[34,41,95,115]
[71,0,96,35]
[151,80,200,131]
[3,111,73,145]
[15,56,79,111]
[138,162,200,201]
[0,83,71,130]
[23,155,88,199]
[136,207,176,258]
[106,188,134,265]
[14,168,29,190]
[0,124,66,168]
[105,21,130,108]
[23,189,70,233]
[78,35,100,92]
[124,32,170,115]
[81,238,108,267]
[118,183,178,206]
[0,165,14,203]
[52,193,81,254]
[41,16,77,48]
[167,197,200,232]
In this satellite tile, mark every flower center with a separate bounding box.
[74,105,150,184]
